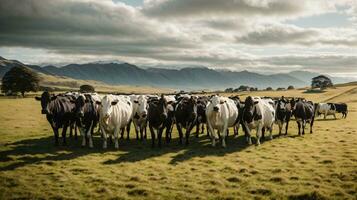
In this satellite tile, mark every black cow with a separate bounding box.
[35,91,76,145]
[175,96,198,145]
[334,103,348,118]
[147,95,169,147]
[195,96,209,137]
[73,94,99,148]
[275,97,292,135]
[292,99,315,136]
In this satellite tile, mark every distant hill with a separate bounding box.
[0,56,353,90]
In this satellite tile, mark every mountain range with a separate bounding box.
[0,56,353,90]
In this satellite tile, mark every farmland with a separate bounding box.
[0,85,356,199]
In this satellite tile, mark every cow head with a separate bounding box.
[133,95,148,119]
[242,96,259,123]
[35,91,56,115]
[74,95,90,118]
[96,95,118,120]
[181,96,198,120]
[210,95,226,112]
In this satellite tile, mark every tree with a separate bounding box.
[225,88,233,93]
[1,66,39,97]
[311,75,333,90]
[266,87,273,91]
[287,85,295,90]
[79,84,95,93]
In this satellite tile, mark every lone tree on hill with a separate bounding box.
[311,75,333,90]
[287,85,295,90]
[1,66,40,97]
[80,84,95,93]
[266,87,273,91]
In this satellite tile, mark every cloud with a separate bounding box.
[142,0,324,19]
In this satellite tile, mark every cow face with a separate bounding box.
[210,96,225,112]
[135,95,148,119]
[74,95,88,118]
[242,96,259,124]
[158,95,168,120]
[181,97,198,120]
[97,95,118,120]
[35,91,55,115]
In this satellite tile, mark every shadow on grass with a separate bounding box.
[0,131,288,170]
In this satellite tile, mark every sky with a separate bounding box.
[0,0,356,78]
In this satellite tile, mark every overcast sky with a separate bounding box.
[0,0,356,78]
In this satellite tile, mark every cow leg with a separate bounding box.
[69,122,73,138]
[120,128,124,139]
[177,123,184,145]
[87,121,94,148]
[101,125,108,149]
[207,120,216,147]
[269,125,273,140]
[80,126,86,147]
[149,125,155,148]
[201,123,205,134]
[221,123,228,148]
[195,122,200,138]
[126,121,131,140]
[256,124,262,145]
[52,125,59,146]
[261,127,265,140]
[310,118,314,134]
[285,120,289,135]
[302,120,306,135]
[334,113,336,119]
[74,122,78,140]
[114,127,120,149]
[165,125,171,144]
[185,124,192,145]
[243,122,252,145]
[62,124,68,145]
[158,128,163,148]
[296,121,301,136]
[278,120,282,135]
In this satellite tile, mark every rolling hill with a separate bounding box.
[0,56,353,90]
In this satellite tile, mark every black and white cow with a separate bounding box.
[334,103,348,118]
[240,96,275,145]
[315,103,337,119]
[147,95,170,148]
[292,99,315,136]
[175,96,198,145]
[73,94,100,148]
[274,97,292,135]
[35,91,76,145]
[195,96,209,137]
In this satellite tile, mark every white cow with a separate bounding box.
[131,95,148,140]
[205,95,239,147]
[97,94,133,149]
[315,103,336,119]
[241,96,275,145]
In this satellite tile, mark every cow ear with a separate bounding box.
[254,101,259,105]
[220,100,226,104]
[50,96,57,101]
[96,101,102,105]
[111,100,118,106]
[35,96,41,101]
[134,100,139,103]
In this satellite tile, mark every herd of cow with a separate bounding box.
[35,91,348,148]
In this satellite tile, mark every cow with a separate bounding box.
[334,103,348,118]
[147,95,170,147]
[240,96,275,145]
[96,95,133,149]
[229,95,243,136]
[73,94,100,148]
[35,91,76,146]
[292,99,315,136]
[205,95,239,147]
[274,97,292,135]
[175,96,198,145]
[131,95,148,140]
[315,103,337,119]
[195,96,209,137]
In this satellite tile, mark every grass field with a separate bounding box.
[0,85,356,199]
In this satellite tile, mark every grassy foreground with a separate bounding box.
[0,86,356,199]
